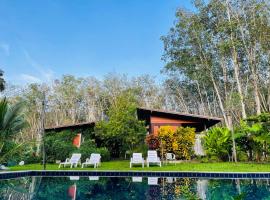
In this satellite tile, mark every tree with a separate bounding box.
[0,70,5,92]
[0,98,27,161]
[162,0,270,125]
[95,90,147,157]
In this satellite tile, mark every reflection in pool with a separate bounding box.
[0,176,270,199]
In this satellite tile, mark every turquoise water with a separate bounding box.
[0,176,270,200]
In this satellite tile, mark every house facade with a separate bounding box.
[45,108,222,153]
[137,107,222,135]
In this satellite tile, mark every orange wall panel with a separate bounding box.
[72,133,81,148]
[150,116,197,124]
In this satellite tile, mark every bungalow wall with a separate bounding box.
[150,116,199,135]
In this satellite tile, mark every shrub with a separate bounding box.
[158,126,175,158]
[146,126,196,160]
[203,127,232,161]
[96,147,110,161]
[45,130,111,163]
[45,130,78,163]
[76,140,110,161]
[145,134,159,150]
[174,127,195,160]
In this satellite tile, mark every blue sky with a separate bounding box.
[0,0,194,84]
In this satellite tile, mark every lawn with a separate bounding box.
[9,161,270,172]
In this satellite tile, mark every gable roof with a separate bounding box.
[137,107,222,131]
[45,121,95,132]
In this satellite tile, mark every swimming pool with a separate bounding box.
[0,175,270,199]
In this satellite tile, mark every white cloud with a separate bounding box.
[20,74,41,83]
[0,43,10,56]
[22,49,55,82]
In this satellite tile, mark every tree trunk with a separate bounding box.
[210,73,229,127]
[226,0,247,119]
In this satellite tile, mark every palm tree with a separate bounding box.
[0,70,5,92]
[0,98,27,153]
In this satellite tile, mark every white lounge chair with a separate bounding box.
[132,177,143,182]
[82,153,101,168]
[130,153,144,168]
[70,176,80,180]
[148,177,159,185]
[166,177,176,183]
[58,153,81,168]
[89,176,99,181]
[166,153,176,165]
[146,150,161,167]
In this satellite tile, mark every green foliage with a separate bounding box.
[76,140,110,161]
[158,126,175,157]
[145,134,159,150]
[234,113,270,161]
[175,127,196,160]
[146,126,195,160]
[203,127,232,161]
[0,98,27,164]
[95,90,147,158]
[45,130,77,163]
[96,147,110,161]
[0,98,27,141]
[0,69,5,92]
[45,130,110,163]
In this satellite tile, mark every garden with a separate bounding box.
[2,88,270,172]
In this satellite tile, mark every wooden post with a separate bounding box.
[41,91,46,170]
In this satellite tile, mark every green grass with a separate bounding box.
[8,161,270,172]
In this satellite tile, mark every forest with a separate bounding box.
[1,0,270,164]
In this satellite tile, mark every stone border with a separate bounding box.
[1,170,270,180]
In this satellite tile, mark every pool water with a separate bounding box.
[0,176,270,200]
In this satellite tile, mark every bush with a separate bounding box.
[237,151,248,162]
[203,127,232,161]
[174,127,195,160]
[145,126,196,160]
[45,130,77,163]
[96,147,110,161]
[145,134,159,150]
[45,130,111,163]
[77,140,98,161]
[77,140,110,161]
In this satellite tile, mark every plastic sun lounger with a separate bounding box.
[130,153,144,168]
[58,153,81,168]
[146,150,161,167]
[82,153,101,168]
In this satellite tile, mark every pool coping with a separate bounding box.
[1,170,270,180]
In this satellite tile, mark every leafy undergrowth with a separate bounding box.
[8,161,270,172]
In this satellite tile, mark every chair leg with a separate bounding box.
[130,163,132,168]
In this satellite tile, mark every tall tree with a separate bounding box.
[0,69,5,92]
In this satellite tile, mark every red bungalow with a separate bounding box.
[45,108,221,151]
[137,107,222,134]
